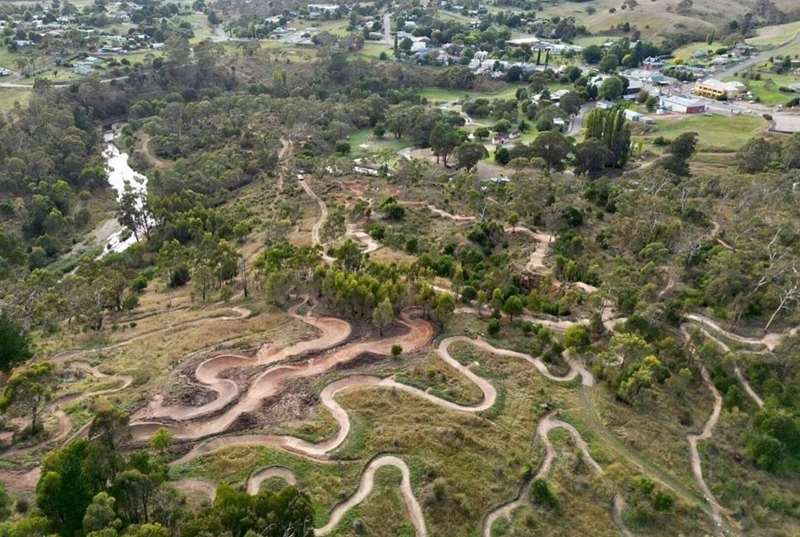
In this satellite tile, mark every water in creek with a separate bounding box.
[101,130,148,254]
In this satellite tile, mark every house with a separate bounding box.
[353,166,380,177]
[307,3,341,18]
[507,36,541,47]
[642,56,667,69]
[308,4,340,12]
[589,73,610,88]
[659,95,706,114]
[73,63,94,75]
[622,77,644,98]
[624,109,644,122]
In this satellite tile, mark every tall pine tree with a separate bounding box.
[584,107,631,168]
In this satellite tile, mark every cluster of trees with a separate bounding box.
[736,133,800,174]
[254,240,456,328]
[0,407,314,537]
[0,95,105,271]
[582,38,666,72]
[660,132,698,177]
[1,33,245,320]
[737,339,800,473]
[492,106,632,178]
[595,328,675,405]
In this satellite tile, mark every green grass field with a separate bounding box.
[746,77,799,106]
[418,83,537,104]
[294,19,351,37]
[357,43,394,60]
[728,72,800,106]
[244,40,317,63]
[641,114,765,152]
[182,13,214,43]
[348,128,412,158]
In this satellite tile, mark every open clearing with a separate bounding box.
[746,20,800,47]
[0,87,31,110]
[640,114,766,152]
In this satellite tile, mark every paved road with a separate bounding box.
[382,13,392,44]
[568,102,595,136]
[716,32,800,81]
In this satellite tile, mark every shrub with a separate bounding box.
[487,318,501,336]
[122,294,139,311]
[653,491,674,512]
[169,265,190,287]
[531,479,559,509]
[131,275,148,292]
[564,325,590,350]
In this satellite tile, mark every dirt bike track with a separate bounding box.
[6,174,792,537]
[133,299,352,422]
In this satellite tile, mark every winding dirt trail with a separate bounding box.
[685,313,799,352]
[506,224,601,293]
[299,174,336,262]
[155,320,611,537]
[344,224,381,254]
[177,456,426,537]
[52,306,252,363]
[246,465,298,494]
[710,220,734,252]
[401,201,477,223]
[688,365,726,532]
[3,361,134,458]
[0,361,134,493]
[689,325,764,408]
[455,303,624,335]
[299,175,327,247]
[315,455,426,537]
[681,326,738,536]
[140,133,169,169]
[0,305,253,495]
[276,139,292,191]
[505,225,553,274]
[483,413,632,537]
